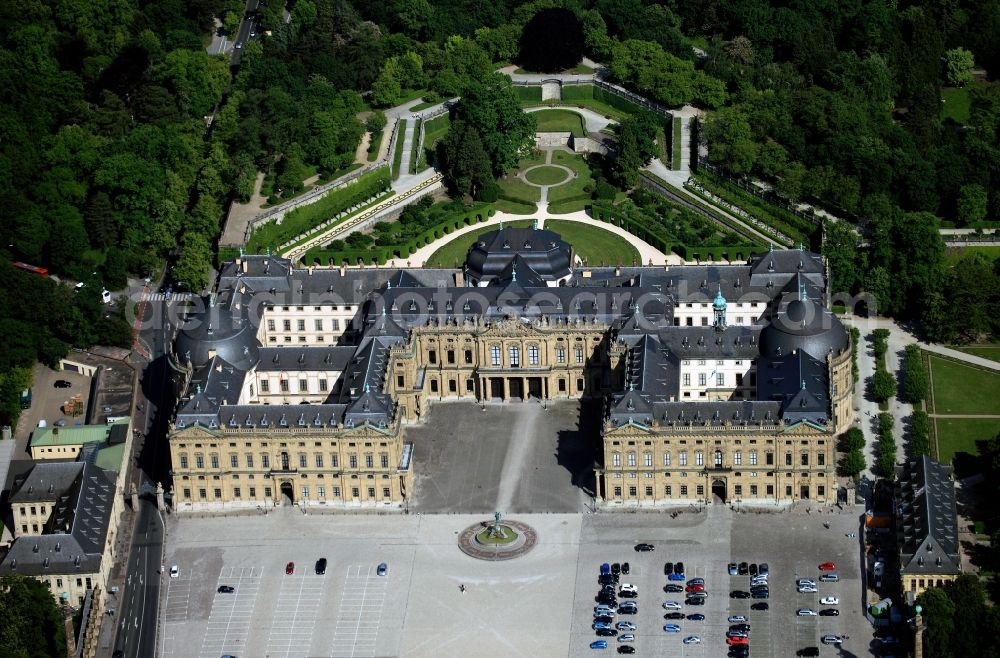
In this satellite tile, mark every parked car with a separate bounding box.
[664,562,674,575]
[169,565,179,578]
[600,574,620,586]
[818,562,837,571]
[737,562,749,575]
[621,562,630,575]
[315,558,327,575]
[686,613,705,620]
[618,604,638,615]
[594,621,613,631]
[663,624,681,633]
[730,590,751,599]
[54,380,71,388]
[822,635,843,645]
[819,609,840,616]
[662,601,683,610]
[729,648,750,658]
[601,563,611,575]
[667,573,685,581]
[615,621,636,631]
[751,589,769,599]
[664,612,685,620]
[612,563,621,575]
[617,633,635,643]
[285,562,295,575]
[687,592,708,599]
[377,562,388,576]
[683,636,701,645]
[618,590,637,599]
[820,596,839,605]
[635,543,655,552]
[727,636,749,646]
[686,585,705,593]
[590,640,608,650]
[620,583,637,593]
[617,647,635,655]
[728,563,739,575]
[749,563,758,576]
[797,648,820,657]
[217,585,234,593]
[797,608,818,616]
[727,630,749,639]
[798,586,818,593]
[674,562,685,574]
[665,584,684,593]
[594,606,617,616]
[797,578,817,586]
[819,573,839,582]
[751,602,770,611]
[730,623,751,632]
[596,628,618,637]
[685,597,706,606]
[727,615,748,623]
[595,615,615,625]
[759,563,769,576]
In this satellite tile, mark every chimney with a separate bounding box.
[242,260,248,273]
[454,271,464,287]
[309,266,314,276]
[340,263,347,277]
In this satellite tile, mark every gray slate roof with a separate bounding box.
[896,456,962,576]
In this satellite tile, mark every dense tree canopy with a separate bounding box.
[518,8,584,73]
[0,574,67,658]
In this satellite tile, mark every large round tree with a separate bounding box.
[518,8,584,73]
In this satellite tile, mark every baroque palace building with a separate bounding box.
[168,225,852,511]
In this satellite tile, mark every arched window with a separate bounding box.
[508,345,520,367]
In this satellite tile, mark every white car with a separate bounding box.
[751,577,769,586]
[620,583,638,593]
[616,621,636,631]
[683,636,701,645]
[822,634,843,645]
[797,608,818,616]
[820,596,840,606]
[728,615,748,623]
[797,578,816,586]
[594,607,617,617]
[618,634,635,643]
[169,565,179,578]
[798,586,818,593]
[662,601,683,610]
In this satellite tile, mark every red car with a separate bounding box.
[727,636,749,646]
[685,584,705,593]
[285,562,295,574]
[818,562,837,572]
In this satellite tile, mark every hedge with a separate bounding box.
[561,84,594,101]
[515,86,542,101]
[903,344,928,404]
[593,86,647,115]
[304,203,495,266]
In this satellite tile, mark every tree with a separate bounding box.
[436,120,494,199]
[0,573,67,658]
[945,48,976,87]
[612,112,659,187]
[372,58,403,108]
[840,427,866,453]
[822,220,860,295]
[519,8,584,73]
[873,369,896,403]
[910,410,931,457]
[918,586,956,657]
[956,184,988,225]
[452,73,536,175]
[841,450,866,478]
[903,344,928,404]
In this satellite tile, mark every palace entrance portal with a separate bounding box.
[712,479,726,504]
[280,481,294,505]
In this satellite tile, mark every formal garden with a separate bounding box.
[924,352,1000,467]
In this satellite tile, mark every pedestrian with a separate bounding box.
[459,584,466,593]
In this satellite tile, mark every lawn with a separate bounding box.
[497,175,541,203]
[941,86,972,124]
[418,114,450,169]
[424,220,534,268]
[391,119,407,179]
[949,344,1000,363]
[544,220,640,267]
[531,109,587,136]
[935,418,1000,465]
[944,245,1000,266]
[525,166,569,185]
[672,117,682,171]
[928,355,1000,415]
[547,151,594,213]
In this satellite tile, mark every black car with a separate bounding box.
[595,615,615,624]
[664,562,674,575]
[635,543,655,552]
[759,563,769,576]
[315,558,327,575]
[618,606,638,615]
[729,648,751,658]
[730,590,751,599]
[619,590,637,599]
[664,612,685,620]
[612,563,621,575]
[217,585,235,593]
[601,584,616,594]
[685,597,706,606]
[737,562,749,575]
[621,562,630,575]
[665,584,684,593]
[797,648,820,657]
[730,624,751,632]
[54,380,71,388]
[751,590,769,599]
[596,628,618,637]
[599,574,619,585]
[749,563,758,576]
[751,602,770,611]
[819,609,840,616]
[618,646,636,655]
[674,562,685,574]
[598,595,618,606]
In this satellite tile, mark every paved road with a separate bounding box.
[113,499,164,658]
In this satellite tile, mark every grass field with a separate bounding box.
[941,86,972,124]
[928,355,1000,415]
[525,166,569,185]
[543,220,640,266]
[391,120,407,180]
[410,118,422,173]
[944,245,1000,266]
[531,109,587,136]
[495,198,536,214]
[424,220,534,267]
[524,99,629,122]
[547,151,594,213]
[672,117,682,171]
[936,418,1000,464]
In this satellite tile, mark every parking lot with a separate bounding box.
[12,363,92,454]
[160,504,871,658]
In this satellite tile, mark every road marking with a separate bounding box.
[199,567,262,658]
[330,565,387,658]
[265,570,327,657]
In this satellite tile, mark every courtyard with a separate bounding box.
[158,504,872,658]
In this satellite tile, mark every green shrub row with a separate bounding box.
[876,411,897,479]
[515,86,542,101]
[248,169,391,253]
[839,426,867,479]
[590,203,760,261]
[592,86,647,115]
[910,409,931,457]
[694,169,817,245]
[849,326,861,383]
[903,344,929,404]
[305,204,495,266]
[497,190,537,206]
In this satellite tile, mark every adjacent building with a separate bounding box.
[167,226,853,511]
[896,455,962,599]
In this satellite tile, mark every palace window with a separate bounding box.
[180,454,188,469]
[331,455,338,467]
[734,452,742,465]
[663,452,671,466]
[230,454,238,468]
[528,345,539,365]
[283,320,291,331]
[508,346,520,367]
[491,345,501,366]
[279,379,289,392]
[366,455,374,468]
[299,454,307,468]
[695,451,704,466]
[714,450,722,466]
[319,379,328,391]
[381,454,389,468]
[612,452,621,467]
[465,350,473,363]
[683,373,690,386]
[627,452,636,467]
[260,379,269,392]
[801,453,809,466]
[679,452,687,466]
[318,486,325,498]
[195,454,204,468]
[267,319,275,331]
[315,455,324,468]
[680,485,688,496]
[447,350,455,364]
[575,347,584,364]
[556,347,565,363]
[749,450,757,465]
[644,452,652,467]
[818,453,825,466]
[297,319,305,331]
[350,455,358,468]
[261,454,270,468]
[696,485,704,496]
[717,373,724,386]
[665,485,672,496]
